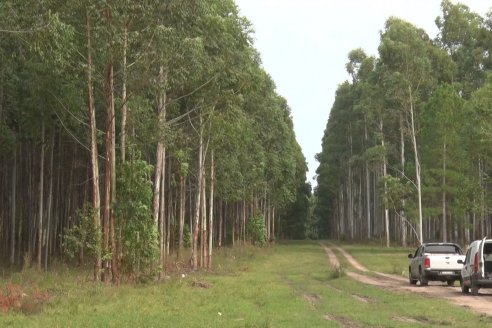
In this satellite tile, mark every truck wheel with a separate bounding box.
[419,269,428,286]
[409,269,417,285]
[460,279,469,294]
[446,280,455,286]
[470,278,479,295]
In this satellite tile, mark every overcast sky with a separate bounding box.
[233,0,491,187]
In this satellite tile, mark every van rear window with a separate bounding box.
[424,245,461,254]
[484,243,492,253]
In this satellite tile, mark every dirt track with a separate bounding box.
[320,242,492,317]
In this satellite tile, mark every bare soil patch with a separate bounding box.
[303,293,320,306]
[323,314,363,328]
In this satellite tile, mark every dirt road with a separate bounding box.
[320,242,492,317]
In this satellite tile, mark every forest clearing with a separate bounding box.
[3,1,492,326]
[1,241,491,327]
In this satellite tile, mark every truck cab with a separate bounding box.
[408,243,464,286]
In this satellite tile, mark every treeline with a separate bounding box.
[0,0,310,281]
[315,1,492,247]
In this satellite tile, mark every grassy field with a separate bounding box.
[333,242,415,276]
[1,241,491,327]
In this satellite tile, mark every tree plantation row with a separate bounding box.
[315,1,492,248]
[0,0,311,281]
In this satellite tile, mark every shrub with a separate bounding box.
[247,214,267,247]
[62,203,101,264]
[115,157,158,278]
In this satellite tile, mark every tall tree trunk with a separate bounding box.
[37,123,45,270]
[218,199,223,248]
[86,10,102,281]
[379,118,390,248]
[442,143,447,242]
[409,86,423,244]
[208,151,214,268]
[348,124,353,240]
[242,199,246,244]
[201,172,207,268]
[231,204,235,247]
[272,207,275,240]
[103,44,116,282]
[44,130,55,270]
[153,67,167,225]
[479,159,485,238]
[166,164,172,257]
[178,174,185,259]
[10,151,16,265]
[159,149,166,271]
[192,116,204,270]
[364,116,371,240]
[153,67,167,271]
[120,25,128,163]
[399,114,407,247]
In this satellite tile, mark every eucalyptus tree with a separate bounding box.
[0,0,309,278]
[436,0,486,98]
[346,49,373,240]
[378,17,440,244]
[0,0,80,268]
[420,84,465,241]
[315,82,356,238]
[436,1,492,241]
[465,75,492,238]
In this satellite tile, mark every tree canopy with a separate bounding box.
[0,0,309,279]
[315,0,492,246]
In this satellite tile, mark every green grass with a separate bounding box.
[336,242,415,276]
[1,241,491,327]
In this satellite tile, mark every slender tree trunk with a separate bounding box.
[231,204,235,247]
[224,202,227,245]
[120,25,128,163]
[442,143,447,242]
[159,149,166,271]
[37,123,45,270]
[408,86,423,244]
[347,124,353,240]
[378,118,390,248]
[178,174,185,259]
[218,199,223,248]
[152,66,167,270]
[44,131,55,270]
[192,116,204,270]
[272,207,275,240]
[10,151,16,265]
[201,172,207,268]
[153,66,167,225]
[86,11,101,281]
[103,47,116,282]
[208,151,214,268]
[399,114,407,247]
[166,164,172,257]
[242,199,246,244]
[479,159,485,238]
[364,116,371,240]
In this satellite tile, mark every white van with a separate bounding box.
[459,237,492,295]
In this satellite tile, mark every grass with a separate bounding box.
[0,241,490,327]
[336,242,415,276]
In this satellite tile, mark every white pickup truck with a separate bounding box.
[408,242,465,286]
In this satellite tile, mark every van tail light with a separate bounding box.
[424,257,430,269]
[474,253,479,273]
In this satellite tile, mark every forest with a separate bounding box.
[315,0,492,248]
[0,0,311,282]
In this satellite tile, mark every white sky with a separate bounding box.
[234,0,491,187]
